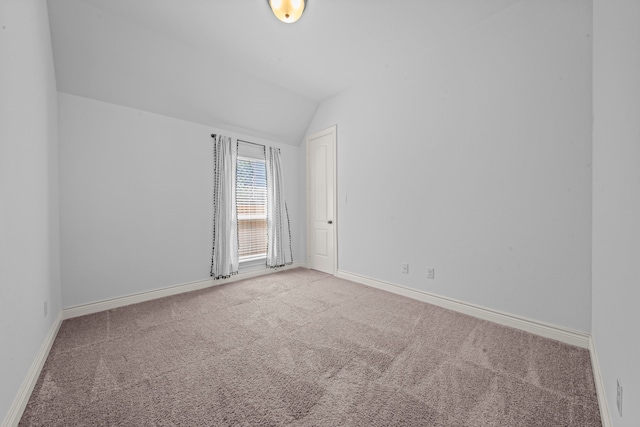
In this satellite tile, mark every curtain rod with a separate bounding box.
[238,139,265,148]
[211,134,265,149]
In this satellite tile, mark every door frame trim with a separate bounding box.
[306,125,338,275]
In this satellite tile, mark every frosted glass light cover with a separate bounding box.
[269,0,306,23]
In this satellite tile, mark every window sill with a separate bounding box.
[239,256,267,273]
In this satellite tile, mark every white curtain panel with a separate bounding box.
[266,147,293,268]
[210,134,239,279]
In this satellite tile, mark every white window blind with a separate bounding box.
[236,142,267,262]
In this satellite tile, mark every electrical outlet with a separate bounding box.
[401,263,409,274]
[342,195,348,204]
[617,379,623,416]
[43,301,48,317]
[426,267,435,279]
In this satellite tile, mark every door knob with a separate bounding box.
[328,220,333,224]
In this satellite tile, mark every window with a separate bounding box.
[236,145,267,262]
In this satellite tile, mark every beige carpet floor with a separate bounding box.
[20,268,601,426]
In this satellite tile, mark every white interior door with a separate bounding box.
[307,126,336,274]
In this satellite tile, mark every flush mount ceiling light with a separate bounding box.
[268,0,306,24]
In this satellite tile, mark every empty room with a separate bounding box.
[1,0,638,426]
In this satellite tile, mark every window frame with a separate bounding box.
[236,148,268,266]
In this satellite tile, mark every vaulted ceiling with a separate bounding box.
[47,0,522,145]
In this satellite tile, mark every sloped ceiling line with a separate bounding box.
[48,0,522,145]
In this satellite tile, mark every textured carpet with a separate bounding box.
[20,268,601,426]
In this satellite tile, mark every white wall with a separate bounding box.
[0,0,61,423]
[592,0,640,425]
[305,0,593,332]
[58,93,302,308]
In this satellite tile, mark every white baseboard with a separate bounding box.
[589,335,612,427]
[64,261,306,319]
[1,311,63,427]
[336,270,590,349]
